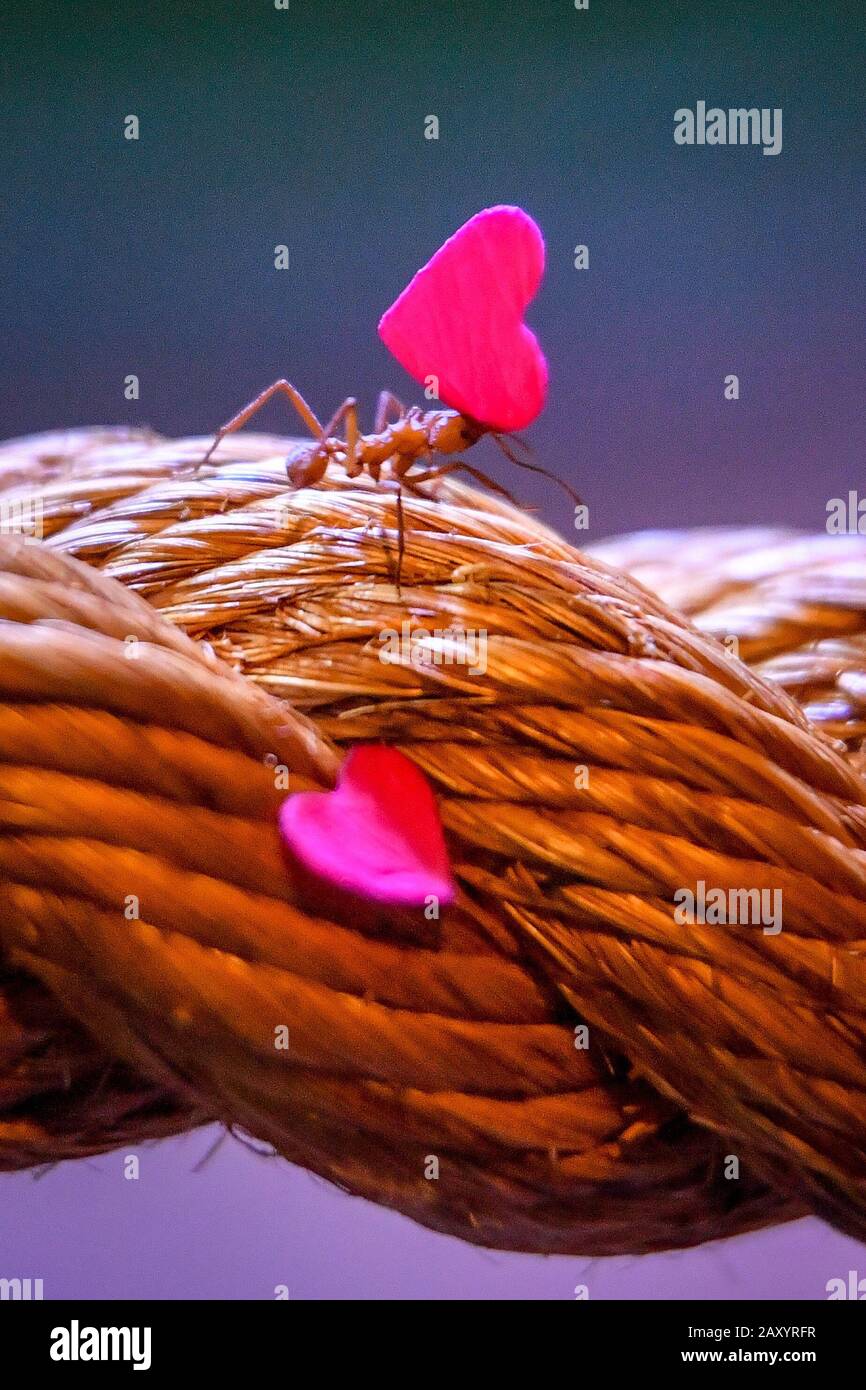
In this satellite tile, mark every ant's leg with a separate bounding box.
[202,379,324,466]
[289,396,364,488]
[407,459,522,507]
[395,484,406,595]
[316,398,363,478]
[371,474,407,592]
[344,403,362,478]
[374,390,407,432]
[493,433,583,507]
[394,468,431,499]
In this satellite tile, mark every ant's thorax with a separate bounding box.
[371,408,485,461]
[314,408,486,473]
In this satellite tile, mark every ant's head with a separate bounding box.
[428,411,486,455]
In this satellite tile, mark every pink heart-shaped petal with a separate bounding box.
[279,745,456,912]
[378,205,548,432]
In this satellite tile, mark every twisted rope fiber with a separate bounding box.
[1,429,865,1252]
[590,528,866,762]
[0,544,768,1256]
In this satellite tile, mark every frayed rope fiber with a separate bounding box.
[1,427,866,1255]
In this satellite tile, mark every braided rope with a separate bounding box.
[1,428,865,1251]
[591,528,866,758]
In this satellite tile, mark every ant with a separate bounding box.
[199,378,579,591]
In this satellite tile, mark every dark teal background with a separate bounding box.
[1,0,865,1299]
[2,0,864,541]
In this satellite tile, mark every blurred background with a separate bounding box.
[1,0,864,1298]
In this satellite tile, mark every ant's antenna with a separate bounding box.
[492,433,584,509]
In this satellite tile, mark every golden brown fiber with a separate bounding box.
[1,428,865,1254]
